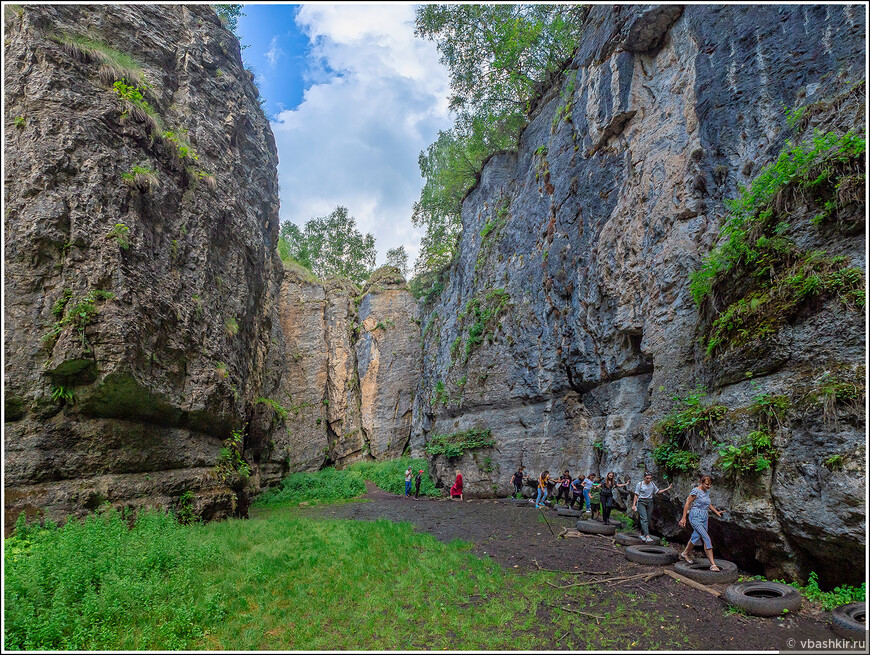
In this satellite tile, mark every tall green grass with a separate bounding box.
[253,457,440,507]
[5,498,695,650]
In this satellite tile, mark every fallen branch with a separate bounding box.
[553,605,605,621]
[663,569,721,597]
[545,570,662,589]
[533,560,609,575]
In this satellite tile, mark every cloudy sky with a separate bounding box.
[236,3,452,268]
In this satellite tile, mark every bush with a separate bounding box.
[4,508,224,650]
[425,429,496,458]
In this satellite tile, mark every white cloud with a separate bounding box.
[265,35,284,68]
[270,4,452,268]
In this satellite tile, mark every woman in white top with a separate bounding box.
[631,472,672,541]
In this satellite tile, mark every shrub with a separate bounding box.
[425,428,495,458]
[106,222,132,249]
[717,430,778,475]
[210,429,251,484]
[652,388,726,475]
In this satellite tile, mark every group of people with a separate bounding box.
[405,466,465,501]
[509,466,727,570]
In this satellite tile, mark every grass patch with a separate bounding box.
[51,32,146,86]
[749,572,865,611]
[6,504,692,650]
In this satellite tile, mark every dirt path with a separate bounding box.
[309,482,842,651]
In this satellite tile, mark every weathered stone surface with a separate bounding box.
[263,265,420,473]
[4,4,283,530]
[413,4,865,585]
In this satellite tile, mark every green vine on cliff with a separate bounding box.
[42,289,116,351]
[424,427,495,458]
[652,388,727,475]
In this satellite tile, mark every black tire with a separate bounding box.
[674,559,739,585]
[576,519,616,535]
[556,508,583,517]
[624,545,680,565]
[723,582,802,617]
[615,532,660,546]
[831,602,865,638]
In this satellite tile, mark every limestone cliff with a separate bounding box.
[251,265,421,482]
[4,4,284,529]
[412,4,866,586]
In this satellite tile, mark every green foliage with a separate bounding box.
[161,130,199,162]
[212,4,245,36]
[277,208,376,283]
[823,454,845,471]
[717,430,777,475]
[350,458,440,497]
[224,316,239,336]
[652,388,727,475]
[385,246,409,277]
[411,5,587,277]
[211,429,251,484]
[254,467,367,506]
[752,391,790,430]
[752,571,866,611]
[106,222,132,249]
[14,115,25,128]
[256,397,288,422]
[477,196,511,271]
[4,507,224,650]
[112,80,161,131]
[50,385,75,404]
[424,428,496,458]
[51,288,73,319]
[43,289,116,350]
[432,380,449,406]
[176,490,199,526]
[453,288,511,363]
[690,129,865,344]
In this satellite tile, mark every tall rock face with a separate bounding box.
[4,5,284,530]
[412,4,865,586]
[256,265,421,479]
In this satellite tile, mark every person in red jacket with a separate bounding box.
[450,470,463,501]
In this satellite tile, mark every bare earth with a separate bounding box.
[310,482,846,651]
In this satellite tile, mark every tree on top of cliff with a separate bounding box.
[411,4,587,278]
[386,246,409,277]
[279,207,377,284]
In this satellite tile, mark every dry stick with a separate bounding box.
[555,605,605,622]
[533,560,610,576]
[662,569,722,597]
[545,571,662,590]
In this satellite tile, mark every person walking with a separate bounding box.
[414,469,423,499]
[554,470,572,506]
[404,465,413,497]
[535,470,550,508]
[678,474,726,570]
[599,472,630,525]
[450,470,464,501]
[510,466,527,498]
[581,473,599,514]
[631,472,672,541]
[569,474,585,510]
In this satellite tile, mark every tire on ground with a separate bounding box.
[723,581,803,617]
[556,508,582,517]
[614,532,660,546]
[624,545,679,565]
[831,602,865,638]
[674,559,739,584]
[576,519,616,535]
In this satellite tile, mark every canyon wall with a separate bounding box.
[412,4,866,586]
[3,4,285,529]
